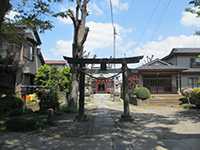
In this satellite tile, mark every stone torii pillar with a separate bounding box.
[121,62,132,121]
[77,63,86,120]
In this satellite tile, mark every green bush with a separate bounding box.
[181,104,194,109]
[6,116,47,132]
[190,88,200,107]
[133,86,151,100]
[8,108,33,117]
[179,97,188,104]
[37,89,59,112]
[0,95,24,115]
[60,104,77,113]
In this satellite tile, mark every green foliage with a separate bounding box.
[179,97,188,104]
[60,104,77,113]
[133,86,151,100]
[8,108,33,117]
[59,67,71,92]
[190,88,200,107]
[5,115,47,132]
[181,88,200,107]
[181,104,195,110]
[0,95,24,115]
[38,89,59,111]
[35,65,71,111]
[35,65,71,91]
[187,0,200,34]
[35,64,58,89]
[1,0,60,32]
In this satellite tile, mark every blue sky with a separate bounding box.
[39,0,200,62]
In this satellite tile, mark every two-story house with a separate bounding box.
[0,25,44,94]
[129,48,200,94]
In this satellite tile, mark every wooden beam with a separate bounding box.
[63,56,143,64]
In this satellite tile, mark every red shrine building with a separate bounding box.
[92,78,114,94]
[91,73,115,94]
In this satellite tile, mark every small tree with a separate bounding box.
[35,65,71,111]
[58,67,72,105]
[187,0,200,34]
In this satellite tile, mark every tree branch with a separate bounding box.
[67,9,76,27]
[80,26,89,46]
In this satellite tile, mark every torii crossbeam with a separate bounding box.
[64,56,143,121]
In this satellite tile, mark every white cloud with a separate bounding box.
[49,21,134,58]
[181,9,200,27]
[134,35,200,61]
[107,0,129,11]
[49,40,72,58]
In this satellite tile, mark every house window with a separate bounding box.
[188,77,199,88]
[191,57,200,68]
[29,47,33,61]
[23,45,34,61]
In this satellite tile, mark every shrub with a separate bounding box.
[190,88,200,107]
[181,88,193,97]
[60,104,77,113]
[179,97,188,104]
[133,86,151,100]
[8,108,33,117]
[0,95,24,115]
[180,88,193,104]
[181,104,194,109]
[37,89,59,112]
[6,116,47,132]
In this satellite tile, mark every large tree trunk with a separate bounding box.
[68,0,89,112]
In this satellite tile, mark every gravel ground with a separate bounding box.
[0,94,200,150]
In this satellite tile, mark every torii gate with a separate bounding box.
[64,56,143,121]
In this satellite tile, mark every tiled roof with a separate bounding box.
[162,48,200,60]
[45,60,66,65]
[136,59,186,71]
[172,48,200,54]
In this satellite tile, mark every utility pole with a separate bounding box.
[113,26,117,101]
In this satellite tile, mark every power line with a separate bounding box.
[149,0,172,41]
[109,0,114,28]
[109,0,117,59]
[109,0,117,101]
[138,0,161,45]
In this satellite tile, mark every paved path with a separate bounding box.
[0,94,200,150]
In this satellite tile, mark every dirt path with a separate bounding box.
[0,94,200,150]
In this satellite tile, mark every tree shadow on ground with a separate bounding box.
[0,107,200,150]
[174,109,200,123]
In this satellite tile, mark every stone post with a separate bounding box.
[121,63,132,121]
